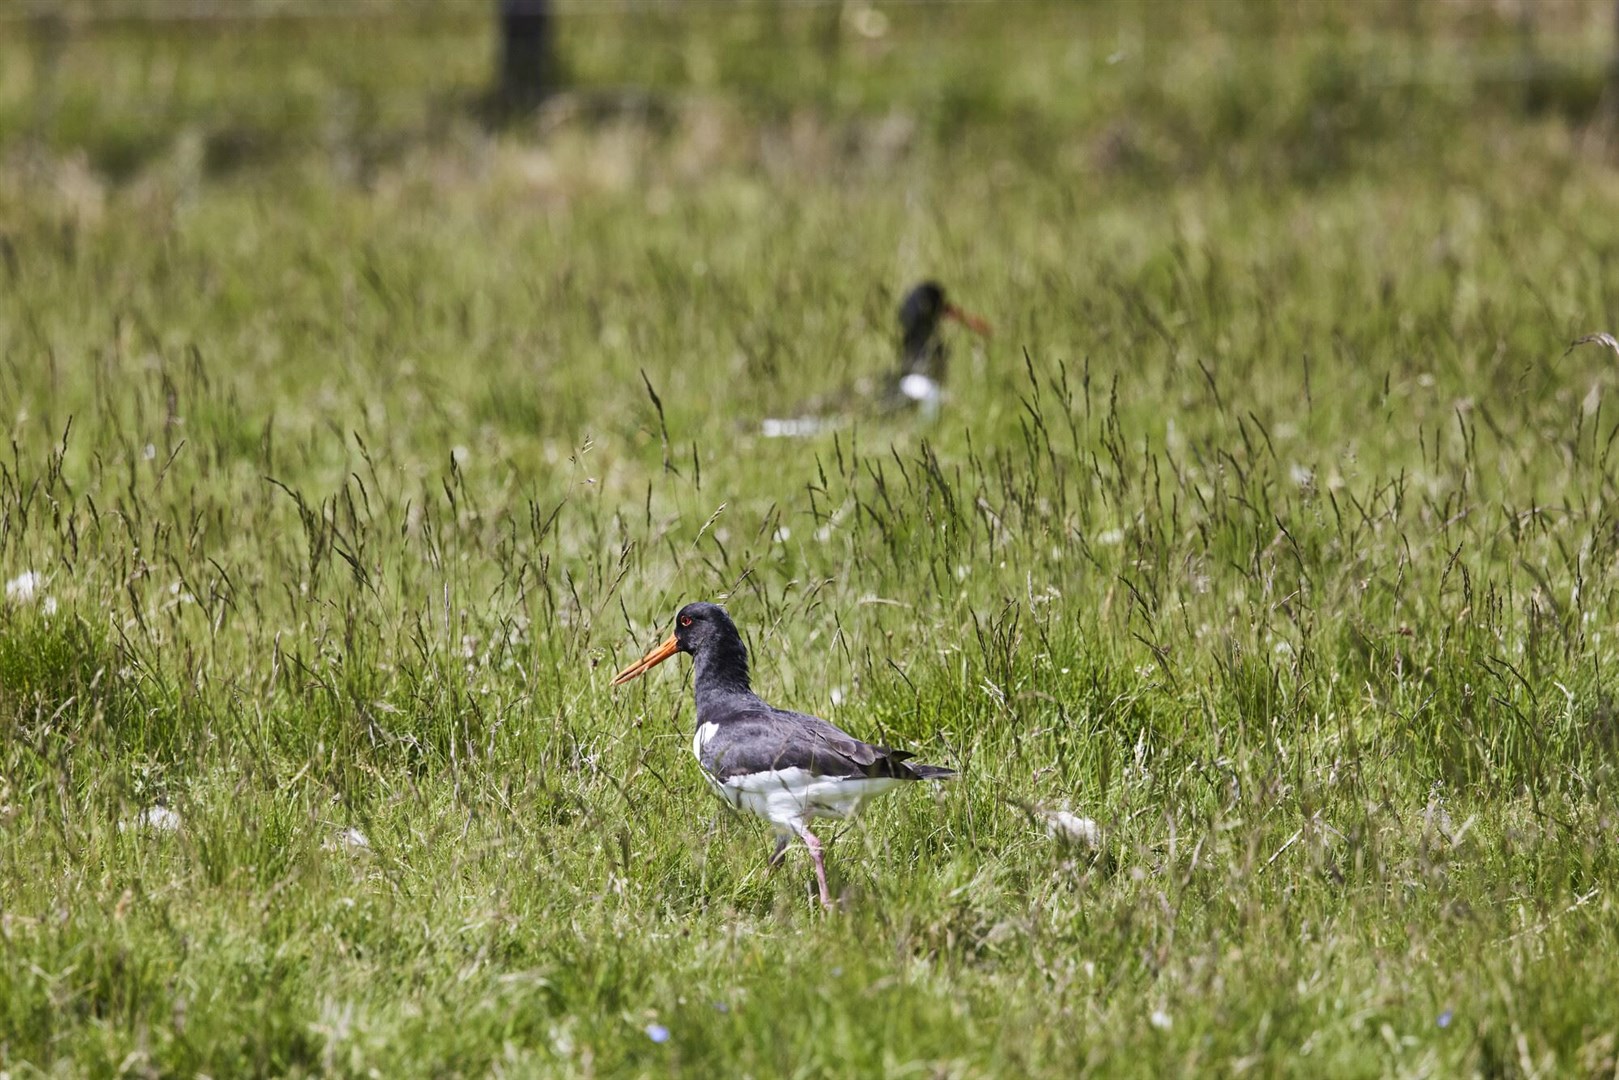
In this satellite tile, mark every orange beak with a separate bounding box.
[944,303,992,338]
[611,633,681,686]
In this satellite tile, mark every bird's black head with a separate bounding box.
[611,601,750,689]
[898,281,949,341]
[897,280,990,357]
[671,601,739,656]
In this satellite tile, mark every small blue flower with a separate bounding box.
[1437,1009,1453,1029]
[645,1023,671,1044]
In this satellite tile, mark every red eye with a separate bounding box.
[680,615,693,627]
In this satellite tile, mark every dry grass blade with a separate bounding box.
[1565,332,1619,358]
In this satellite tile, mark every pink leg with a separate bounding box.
[798,827,834,910]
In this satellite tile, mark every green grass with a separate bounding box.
[4,1,1619,1075]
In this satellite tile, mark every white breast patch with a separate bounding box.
[692,721,719,763]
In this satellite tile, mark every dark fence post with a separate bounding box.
[29,6,68,141]
[1608,0,1619,131]
[496,0,556,111]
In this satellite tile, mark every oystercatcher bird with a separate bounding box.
[760,280,989,436]
[612,602,955,909]
[883,280,991,417]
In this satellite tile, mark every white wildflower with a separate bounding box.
[848,3,888,38]
[120,806,182,833]
[1042,808,1103,851]
[324,828,371,853]
[5,571,41,604]
[761,417,828,438]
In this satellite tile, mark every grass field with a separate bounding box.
[5,1,1619,1075]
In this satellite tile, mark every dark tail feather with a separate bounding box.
[906,763,956,781]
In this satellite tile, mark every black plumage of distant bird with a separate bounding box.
[611,602,955,910]
[881,280,992,416]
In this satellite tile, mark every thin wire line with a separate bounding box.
[0,0,1012,25]
[0,0,1607,26]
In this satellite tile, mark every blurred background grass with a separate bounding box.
[4,0,1618,184]
[6,1,1619,1076]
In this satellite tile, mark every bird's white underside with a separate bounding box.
[898,373,942,404]
[693,721,905,835]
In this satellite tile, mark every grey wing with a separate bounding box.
[700,710,915,782]
[781,709,920,774]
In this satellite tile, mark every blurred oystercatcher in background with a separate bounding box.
[882,280,992,417]
[761,280,990,436]
[612,602,955,910]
